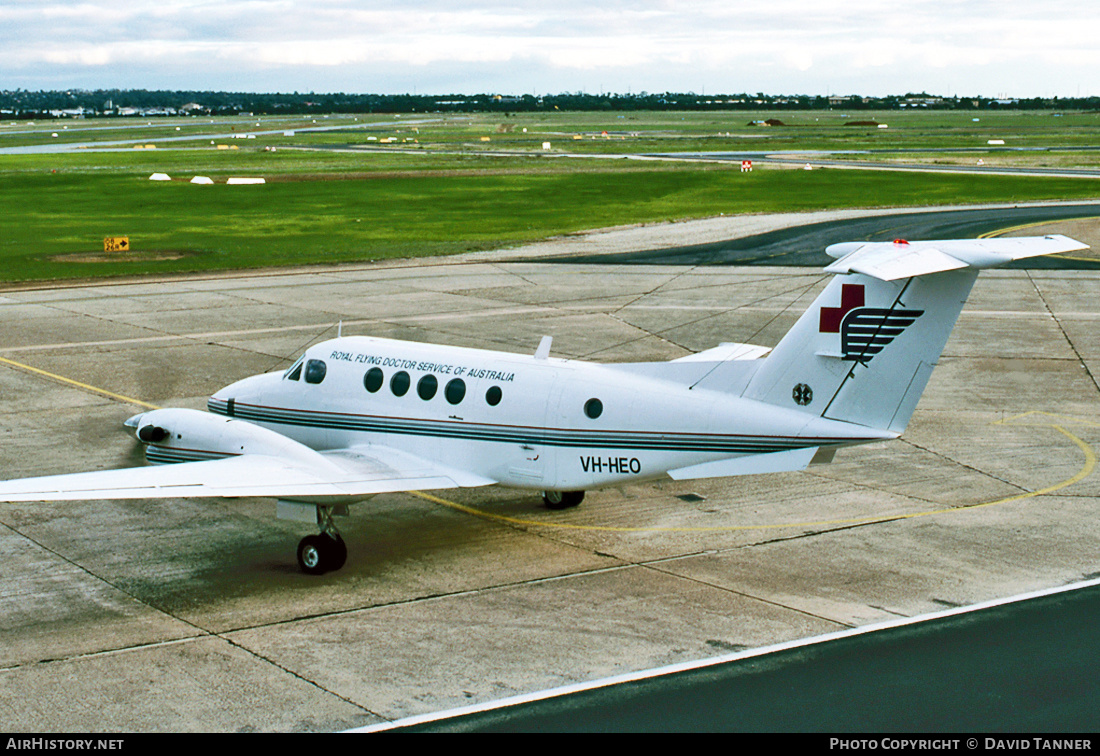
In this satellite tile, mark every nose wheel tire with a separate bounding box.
[542,490,585,510]
[297,533,347,575]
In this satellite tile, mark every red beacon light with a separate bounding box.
[893,238,909,245]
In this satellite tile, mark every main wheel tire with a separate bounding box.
[297,533,348,574]
[543,490,564,509]
[543,490,585,510]
[325,533,348,572]
[297,535,327,575]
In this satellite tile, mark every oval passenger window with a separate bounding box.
[584,398,603,419]
[391,371,411,396]
[364,367,384,393]
[418,374,438,400]
[445,378,466,405]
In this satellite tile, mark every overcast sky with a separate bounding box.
[1,0,1096,97]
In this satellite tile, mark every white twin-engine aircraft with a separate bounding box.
[0,236,1088,574]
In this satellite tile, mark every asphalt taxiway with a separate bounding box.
[546,202,1100,267]
[368,580,1100,732]
[0,206,1097,732]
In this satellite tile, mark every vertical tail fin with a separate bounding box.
[742,267,975,432]
[738,236,1087,433]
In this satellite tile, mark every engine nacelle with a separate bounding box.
[125,408,322,466]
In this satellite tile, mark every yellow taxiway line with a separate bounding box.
[0,355,159,410]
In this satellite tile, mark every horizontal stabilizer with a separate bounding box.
[668,447,820,480]
[609,342,770,389]
[824,235,1088,281]
[671,342,771,362]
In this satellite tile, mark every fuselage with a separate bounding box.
[207,336,888,491]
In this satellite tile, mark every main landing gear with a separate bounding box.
[297,532,347,575]
[542,490,585,510]
[289,492,585,573]
[293,504,348,575]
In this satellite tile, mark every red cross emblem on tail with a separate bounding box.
[820,284,864,333]
[820,283,924,363]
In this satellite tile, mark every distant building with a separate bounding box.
[830,96,872,106]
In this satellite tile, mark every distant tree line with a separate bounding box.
[2,89,1098,118]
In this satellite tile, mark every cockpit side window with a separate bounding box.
[304,359,327,384]
[284,358,304,381]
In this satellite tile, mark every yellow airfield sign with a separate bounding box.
[104,237,130,253]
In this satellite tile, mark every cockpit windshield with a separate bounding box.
[284,356,304,381]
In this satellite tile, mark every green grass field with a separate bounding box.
[1,110,1098,283]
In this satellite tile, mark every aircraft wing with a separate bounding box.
[0,444,496,503]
